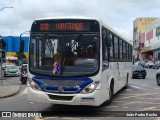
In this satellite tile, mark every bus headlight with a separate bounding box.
[81,81,100,94]
[28,79,41,91]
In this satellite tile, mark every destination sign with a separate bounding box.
[31,19,99,32]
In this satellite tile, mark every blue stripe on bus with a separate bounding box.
[32,76,93,93]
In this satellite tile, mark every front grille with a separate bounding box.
[40,79,84,86]
[48,94,73,101]
[134,70,146,74]
[9,71,16,73]
[36,77,92,94]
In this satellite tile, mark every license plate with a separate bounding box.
[138,74,142,76]
[22,74,28,77]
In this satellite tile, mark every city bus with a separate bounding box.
[28,17,132,106]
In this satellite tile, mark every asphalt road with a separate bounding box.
[1,68,160,120]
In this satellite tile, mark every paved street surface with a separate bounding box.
[1,68,160,120]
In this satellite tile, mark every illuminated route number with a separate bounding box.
[40,23,49,31]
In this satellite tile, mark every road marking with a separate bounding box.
[118,93,159,96]
[130,85,143,89]
[122,106,129,109]
[126,89,133,91]
[154,88,160,90]
[34,116,43,120]
[138,106,158,111]
[132,84,160,91]
[140,85,148,86]
[21,88,27,94]
[106,106,117,108]
[122,101,143,105]
[140,84,160,89]
[30,102,34,104]
[123,101,160,105]
[113,101,124,103]
[115,93,153,100]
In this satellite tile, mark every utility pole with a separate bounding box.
[0,7,13,85]
[0,37,3,85]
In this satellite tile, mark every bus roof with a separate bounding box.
[35,16,100,21]
[34,16,131,45]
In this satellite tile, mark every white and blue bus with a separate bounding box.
[28,17,132,106]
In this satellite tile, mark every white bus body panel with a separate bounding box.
[28,86,102,106]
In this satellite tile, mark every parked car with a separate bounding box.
[144,61,154,68]
[2,63,10,70]
[156,69,160,86]
[134,61,141,66]
[132,65,147,79]
[153,61,160,69]
[134,61,146,67]
[4,65,21,77]
[140,61,146,67]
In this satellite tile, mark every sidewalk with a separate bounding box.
[0,80,20,98]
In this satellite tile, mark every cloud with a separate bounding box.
[0,0,160,40]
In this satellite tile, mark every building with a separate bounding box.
[141,19,160,61]
[2,36,29,64]
[133,17,158,61]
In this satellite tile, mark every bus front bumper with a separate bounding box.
[28,86,102,106]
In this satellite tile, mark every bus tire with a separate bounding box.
[107,82,114,104]
[124,73,129,89]
[156,75,160,86]
[101,82,114,106]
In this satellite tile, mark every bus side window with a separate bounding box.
[102,31,111,61]
[102,29,110,69]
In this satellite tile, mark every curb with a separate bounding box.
[0,85,20,98]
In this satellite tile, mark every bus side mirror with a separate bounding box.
[103,61,109,69]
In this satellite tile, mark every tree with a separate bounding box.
[2,51,5,58]
[0,38,6,49]
[15,52,26,60]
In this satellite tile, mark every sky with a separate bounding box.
[0,0,160,41]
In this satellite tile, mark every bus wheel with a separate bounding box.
[107,83,114,104]
[156,75,160,86]
[101,82,114,106]
[124,74,129,89]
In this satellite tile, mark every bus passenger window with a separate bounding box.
[86,46,95,58]
[43,58,52,65]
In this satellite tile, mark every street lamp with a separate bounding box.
[19,31,30,66]
[20,31,30,42]
[0,6,13,85]
[19,31,30,53]
[0,36,3,85]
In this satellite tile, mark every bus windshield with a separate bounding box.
[29,33,100,77]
